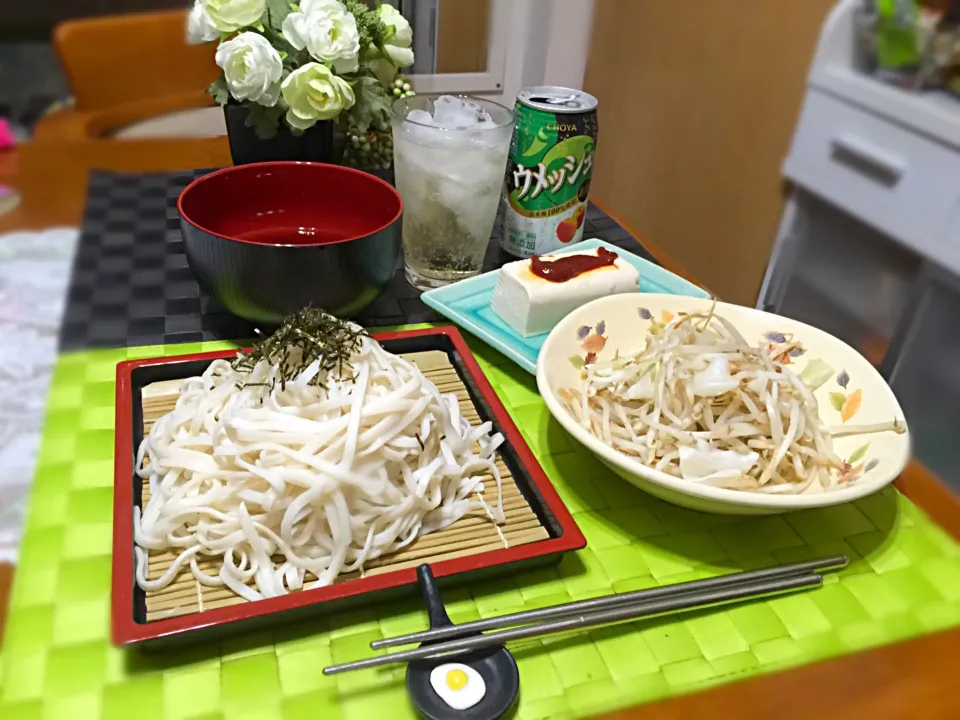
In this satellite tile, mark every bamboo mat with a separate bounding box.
[136,350,549,622]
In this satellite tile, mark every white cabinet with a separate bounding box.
[786,91,960,266]
[760,0,960,490]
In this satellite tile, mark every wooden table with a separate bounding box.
[3,137,960,719]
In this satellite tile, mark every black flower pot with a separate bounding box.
[223,104,345,165]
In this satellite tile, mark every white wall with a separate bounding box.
[543,0,595,90]
[494,0,594,106]
[405,0,594,106]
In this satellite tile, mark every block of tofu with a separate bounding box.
[491,248,639,336]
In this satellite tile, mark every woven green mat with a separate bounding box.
[2,329,960,720]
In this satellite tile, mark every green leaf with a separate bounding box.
[295,48,312,66]
[208,76,230,105]
[568,355,585,370]
[848,443,870,464]
[260,23,297,59]
[349,75,393,133]
[345,0,386,51]
[799,358,835,392]
[829,392,846,412]
[265,0,292,32]
[244,103,285,140]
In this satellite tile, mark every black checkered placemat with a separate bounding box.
[59,169,655,351]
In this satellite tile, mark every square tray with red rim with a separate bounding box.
[112,326,585,647]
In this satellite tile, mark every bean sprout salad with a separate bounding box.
[560,307,904,494]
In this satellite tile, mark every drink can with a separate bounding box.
[499,86,599,258]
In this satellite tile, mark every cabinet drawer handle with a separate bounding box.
[830,134,906,185]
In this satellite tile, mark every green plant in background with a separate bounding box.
[189,0,415,146]
[875,0,921,71]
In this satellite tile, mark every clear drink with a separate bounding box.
[391,95,514,290]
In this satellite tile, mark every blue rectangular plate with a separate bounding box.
[421,238,710,373]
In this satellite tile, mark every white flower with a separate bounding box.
[282,0,360,74]
[281,62,355,129]
[385,42,414,68]
[378,4,412,47]
[187,0,220,44]
[215,32,283,106]
[377,4,414,67]
[203,0,266,33]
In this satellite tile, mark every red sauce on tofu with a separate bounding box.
[529,247,618,283]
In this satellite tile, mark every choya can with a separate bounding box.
[499,86,599,258]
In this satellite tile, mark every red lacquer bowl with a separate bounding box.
[178,162,402,325]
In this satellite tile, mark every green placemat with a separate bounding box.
[2,329,960,720]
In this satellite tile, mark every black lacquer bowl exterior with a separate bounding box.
[177,162,402,325]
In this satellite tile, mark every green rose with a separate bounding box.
[204,0,266,33]
[281,62,356,130]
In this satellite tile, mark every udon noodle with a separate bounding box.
[134,328,505,601]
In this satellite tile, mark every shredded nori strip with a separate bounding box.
[231,307,366,389]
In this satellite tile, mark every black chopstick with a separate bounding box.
[324,572,824,675]
[370,555,847,649]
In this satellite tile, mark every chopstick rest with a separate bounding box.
[406,565,519,720]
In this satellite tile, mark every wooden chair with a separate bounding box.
[54,9,218,111]
[35,9,220,140]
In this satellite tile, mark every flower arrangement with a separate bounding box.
[188,0,416,146]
